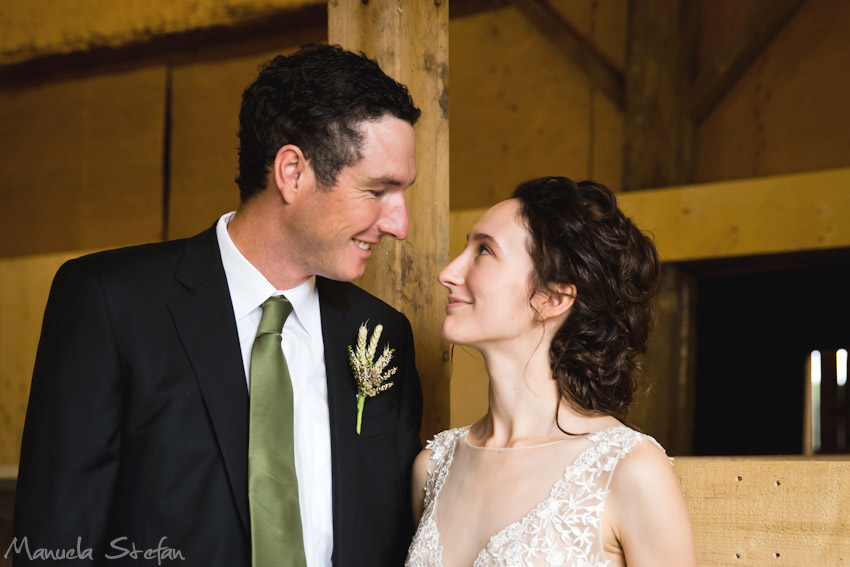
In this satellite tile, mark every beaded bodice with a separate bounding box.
[406,426,660,567]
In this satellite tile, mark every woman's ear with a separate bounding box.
[532,284,577,322]
[273,144,312,204]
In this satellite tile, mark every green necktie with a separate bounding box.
[249,296,306,567]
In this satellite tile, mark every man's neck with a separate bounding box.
[227,202,310,291]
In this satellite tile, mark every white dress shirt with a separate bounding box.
[216,212,333,567]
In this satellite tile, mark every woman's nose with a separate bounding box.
[438,255,464,288]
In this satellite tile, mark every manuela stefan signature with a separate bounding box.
[5,536,185,564]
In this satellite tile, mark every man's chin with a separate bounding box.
[321,263,368,283]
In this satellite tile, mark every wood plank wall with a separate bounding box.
[1,2,850,565]
[674,457,850,566]
[2,0,850,463]
[450,1,627,208]
[0,26,325,467]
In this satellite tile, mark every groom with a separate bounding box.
[13,45,423,566]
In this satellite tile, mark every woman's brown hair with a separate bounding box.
[513,177,661,423]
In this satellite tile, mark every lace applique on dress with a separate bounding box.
[406,426,663,567]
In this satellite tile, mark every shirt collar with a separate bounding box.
[216,212,321,337]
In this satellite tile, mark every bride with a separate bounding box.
[406,177,696,567]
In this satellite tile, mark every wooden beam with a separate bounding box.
[617,167,850,263]
[674,457,850,566]
[328,0,451,440]
[623,0,697,190]
[0,0,323,68]
[689,0,807,123]
[450,0,510,19]
[511,0,625,110]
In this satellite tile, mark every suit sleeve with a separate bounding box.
[14,258,125,563]
[394,315,423,555]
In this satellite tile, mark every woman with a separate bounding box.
[406,177,696,567]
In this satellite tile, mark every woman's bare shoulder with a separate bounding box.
[606,433,696,566]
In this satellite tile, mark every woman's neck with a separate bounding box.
[473,339,563,448]
[472,337,621,448]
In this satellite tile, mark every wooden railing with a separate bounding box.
[674,457,850,566]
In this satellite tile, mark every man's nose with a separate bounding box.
[378,194,409,240]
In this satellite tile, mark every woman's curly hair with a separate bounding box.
[513,177,661,422]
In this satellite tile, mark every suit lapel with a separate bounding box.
[318,277,359,565]
[169,227,250,533]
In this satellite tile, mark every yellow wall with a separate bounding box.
[696,0,850,183]
[445,0,850,430]
[0,9,324,466]
[449,1,626,209]
[3,1,850,461]
[0,67,166,257]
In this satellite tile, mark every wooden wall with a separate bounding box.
[696,0,850,183]
[0,10,325,467]
[449,0,626,209]
[0,68,166,257]
[1,2,850,565]
[674,456,850,566]
[448,0,850,446]
[3,0,850,463]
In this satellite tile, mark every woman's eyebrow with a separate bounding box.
[467,232,502,251]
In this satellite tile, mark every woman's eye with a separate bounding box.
[477,245,491,256]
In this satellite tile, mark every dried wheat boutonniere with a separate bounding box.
[348,322,397,435]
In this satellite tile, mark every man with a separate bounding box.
[13,44,423,566]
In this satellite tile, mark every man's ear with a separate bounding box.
[532,284,577,322]
[273,144,311,204]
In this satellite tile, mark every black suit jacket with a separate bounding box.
[13,226,423,566]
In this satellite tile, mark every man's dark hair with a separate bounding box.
[236,44,421,200]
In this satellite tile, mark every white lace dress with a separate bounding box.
[405,425,663,567]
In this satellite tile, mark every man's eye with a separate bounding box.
[368,190,385,197]
[477,245,491,256]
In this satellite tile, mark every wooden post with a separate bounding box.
[633,265,697,454]
[623,0,696,190]
[328,0,451,439]
[623,0,698,454]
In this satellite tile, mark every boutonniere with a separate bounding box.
[348,322,397,435]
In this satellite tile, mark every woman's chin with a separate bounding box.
[442,321,489,348]
[440,329,459,343]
